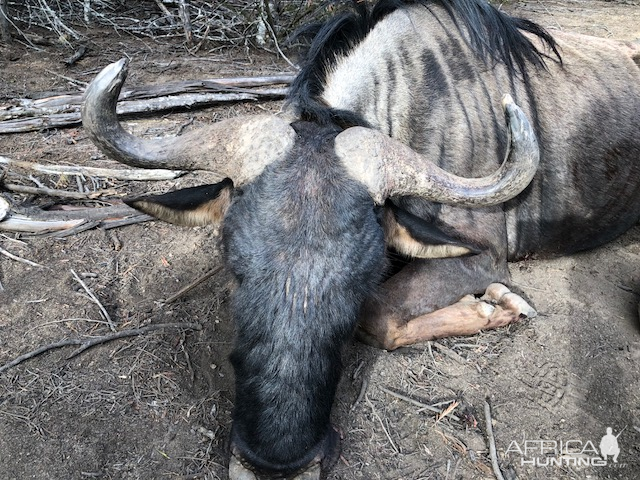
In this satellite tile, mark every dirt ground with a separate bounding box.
[0,1,639,479]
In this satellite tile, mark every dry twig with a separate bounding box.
[350,377,369,412]
[379,386,461,421]
[3,183,117,200]
[153,0,174,22]
[0,245,43,267]
[484,400,505,480]
[36,0,80,42]
[163,266,223,303]
[366,395,400,454]
[0,322,202,373]
[434,428,468,456]
[432,341,467,364]
[0,203,152,236]
[70,268,116,332]
[435,400,460,424]
[4,1,331,51]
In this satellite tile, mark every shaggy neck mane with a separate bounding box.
[289,0,561,127]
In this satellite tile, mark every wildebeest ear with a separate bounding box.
[125,179,234,226]
[383,203,480,259]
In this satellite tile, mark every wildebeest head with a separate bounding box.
[81,58,538,478]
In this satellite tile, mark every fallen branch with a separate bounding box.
[35,0,80,42]
[60,74,294,102]
[0,156,186,181]
[51,219,100,237]
[101,214,153,230]
[154,0,175,22]
[3,183,117,199]
[0,204,153,236]
[2,84,289,121]
[379,386,461,421]
[0,245,43,267]
[0,73,294,132]
[0,113,81,134]
[366,395,400,454]
[0,87,288,134]
[163,266,223,303]
[12,203,142,221]
[0,322,202,373]
[0,216,86,234]
[484,400,505,480]
[71,268,115,332]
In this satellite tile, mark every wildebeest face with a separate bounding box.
[223,121,386,475]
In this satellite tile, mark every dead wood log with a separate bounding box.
[0,204,153,235]
[0,87,289,133]
[0,74,294,121]
[0,216,86,234]
[0,156,186,180]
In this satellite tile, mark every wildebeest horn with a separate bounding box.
[82,59,295,185]
[334,95,539,205]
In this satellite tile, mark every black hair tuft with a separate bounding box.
[288,0,560,126]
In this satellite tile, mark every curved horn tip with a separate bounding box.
[500,94,532,140]
[88,58,129,93]
[501,93,514,109]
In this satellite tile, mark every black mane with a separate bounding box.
[288,0,560,126]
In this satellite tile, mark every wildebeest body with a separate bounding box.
[80,0,640,477]
[311,4,640,260]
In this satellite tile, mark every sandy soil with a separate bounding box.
[0,1,639,479]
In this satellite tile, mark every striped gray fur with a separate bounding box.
[320,4,640,259]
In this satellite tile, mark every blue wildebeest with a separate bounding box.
[81,0,640,478]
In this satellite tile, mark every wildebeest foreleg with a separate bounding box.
[365,285,535,350]
[357,256,535,350]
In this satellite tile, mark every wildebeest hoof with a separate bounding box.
[481,283,537,318]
